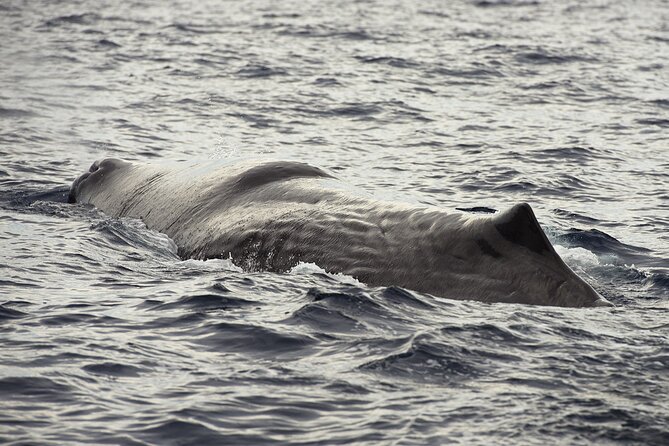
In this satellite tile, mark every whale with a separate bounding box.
[69,158,612,307]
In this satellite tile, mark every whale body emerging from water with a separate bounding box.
[69,158,611,307]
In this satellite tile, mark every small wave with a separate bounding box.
[0,107,38,118]
[136,419,230,445]
[40,313,106,326]
[381,286,435,310]
[42,13,101,27]
[235,65,288,78]
[514,49,596,65]
[552,209,602,225]
[492,180,539,193]
[534,146,598,160]
[193,321,317,358]
[307,288,383,312]
[0,376,74,401]
[500,376,577,391]
[149,293,257,312]
[648,98,669,109]
[553,236,667,303]
[418,9,451,18]
[355,55,418,69]
[288,103,378,120]
[96,39,121,48]
[458,124,493,132]
[82,362,144,377]
[91,217,178,260]
[636,118,669,128]
[432,66,504,79]
[360,332,481,383]
[441,322,534,345]
[0,184,71,211]
[555,228,651,265]
[0,279,41,289]
[519,80,565,90]
[282,303,363,333]
[262,12,302,19]
[643,272,669,297]
[280,26,375,41]
[138,312,208,329]
[334,30,375,40]
[473,0,540,7]
[330,104,382,118]
[313,77,342,87]
[0,303,27,320]
[166,23,219,35]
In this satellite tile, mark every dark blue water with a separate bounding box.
[1,0,668,444]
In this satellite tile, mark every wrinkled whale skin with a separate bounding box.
[70,158,611,308]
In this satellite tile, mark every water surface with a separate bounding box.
[1,0,668,444]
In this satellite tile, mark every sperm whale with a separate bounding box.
[69,158,611,307]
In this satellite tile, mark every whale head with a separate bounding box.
[68,158,131,204]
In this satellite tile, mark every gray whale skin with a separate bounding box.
[69,158,612,308]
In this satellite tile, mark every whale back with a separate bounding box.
[69,159,611,307]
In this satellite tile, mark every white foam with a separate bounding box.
[289,262,364,287]
[118,217,179,257]
[179,254,244,273]
[554,245,600,267]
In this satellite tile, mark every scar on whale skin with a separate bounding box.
[69,158,613,308]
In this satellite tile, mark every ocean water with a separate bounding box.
[1,0,668,444]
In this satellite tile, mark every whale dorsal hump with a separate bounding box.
[232,161,332,191]
[493,203,554,255]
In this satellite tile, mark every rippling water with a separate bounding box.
[1,0,668,444]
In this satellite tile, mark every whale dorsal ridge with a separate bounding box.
[494,203,554,255]
[231,161,333,191]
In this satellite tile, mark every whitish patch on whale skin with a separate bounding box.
[70,158,612,308]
